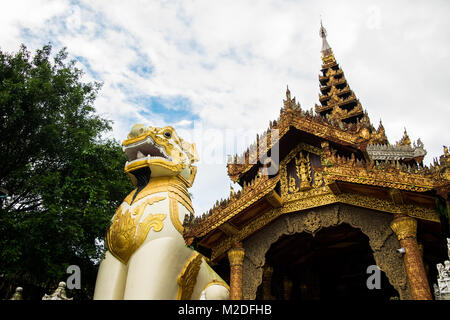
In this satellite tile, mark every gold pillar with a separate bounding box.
[390,215,432,300]
[228,243,245,300]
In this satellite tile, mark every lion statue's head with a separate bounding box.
[122,124,199,188]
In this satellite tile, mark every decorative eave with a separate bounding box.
[183,173,281,243]
[319,86,353,103]
[367,140,427,163]
[226,104,380,183]
[320,142,449,193]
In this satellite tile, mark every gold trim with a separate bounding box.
[320,147,449,192]
[390,216,417,240]
[169,191,194,216]
[185,175,279,238]
[124,158,186,174]
[228,247,245,266]
[203,280,230,292]
[124,176,194,215]
[106,198,167,264]
[177,252,203,300]
[170,197,184,235]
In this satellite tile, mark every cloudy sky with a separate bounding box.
[1,0,449,215]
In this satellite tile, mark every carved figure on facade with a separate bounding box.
[288,176,299,193]
[295,152,312,191]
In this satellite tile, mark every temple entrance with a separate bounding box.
[256,223,398,300]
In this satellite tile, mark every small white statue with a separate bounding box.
[437,263,445,277]
[445,261,450,276]
[10,287,23,300]
[42,281,72,300]
[434,238,450,300]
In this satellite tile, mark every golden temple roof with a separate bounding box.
[182,24,450,262]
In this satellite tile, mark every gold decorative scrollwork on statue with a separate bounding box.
[177,252,203,300]
[106,196,167,264]
[170,197,184,235]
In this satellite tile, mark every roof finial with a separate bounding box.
[320,19,332,56]
[319,20,335,66]
[397,127,411,147]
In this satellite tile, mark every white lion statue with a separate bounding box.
[93,124,229,300]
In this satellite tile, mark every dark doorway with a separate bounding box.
[257,223,398,300]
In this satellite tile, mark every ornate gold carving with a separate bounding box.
[390,216,417,240]
[396,129,411,147]
[304,212,321,234]
[184,174,280,239]
[106,197,167,264]
[280,143,323,198]
[295,152,312,191]
[288,176,299,193]
[227,107,374,182]
[398,237,432,300]
[322,52,336,64]
[125,176,194,215]
[228,246,245,266]
[177,252,203,300]
[312,170,324,188]
[170,197,184,235]
[320,147,449,193]
[228,244,245,300]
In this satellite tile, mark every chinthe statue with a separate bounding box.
[93,124,229,300]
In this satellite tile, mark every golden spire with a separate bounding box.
[315,22,365,124]
[397,128,412,147]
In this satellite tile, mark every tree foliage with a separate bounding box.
[0,44,130,299]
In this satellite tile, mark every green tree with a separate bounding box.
[0,44,130,299]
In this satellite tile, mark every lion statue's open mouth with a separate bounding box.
[122,124,198,187]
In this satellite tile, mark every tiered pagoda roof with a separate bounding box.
[183,23,450,262]
[316,22,365,124]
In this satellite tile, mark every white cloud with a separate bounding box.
[1,0,449,215]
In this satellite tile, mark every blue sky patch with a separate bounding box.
[131,95,199,125]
